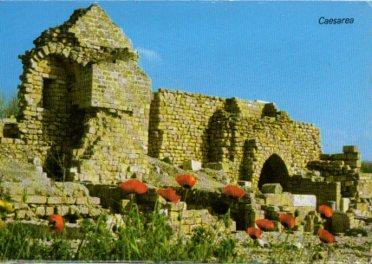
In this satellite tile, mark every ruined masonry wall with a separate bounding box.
[68,5,133,50]
[236,116,321,185]
[70,60,152,184]
[148,89,225,164]
[285,177,341,209]
[149,89,321,185]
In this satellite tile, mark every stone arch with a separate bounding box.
[258,154,289,190]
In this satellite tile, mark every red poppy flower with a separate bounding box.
[175,173,197,189]
[255,219,275,231]
[223,184,245,199]
[318,204,333,219]
[157,188,181,204]
[49,214,64,232]
[279,213,296,229]
[318,228,335,244]
[246,227,262,240]
[119,179,148,195]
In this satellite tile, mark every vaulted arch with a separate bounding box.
[258,154,289,190]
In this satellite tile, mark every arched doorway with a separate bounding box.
[258,154,289,190]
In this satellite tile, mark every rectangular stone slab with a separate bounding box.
[292,194,316,208]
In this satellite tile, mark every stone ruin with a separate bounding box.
[0,4,370,236]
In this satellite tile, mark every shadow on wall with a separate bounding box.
[239,139,256,181]
[40,56,86,181]
[147,92,163,160]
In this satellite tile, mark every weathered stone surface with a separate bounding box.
[263,193,293,207]
[292,194,316,208]
[46,196,62,205]
[262,183,283,194]
[26,195,47,204]
[183,160,202,171]
[340,198,350,213]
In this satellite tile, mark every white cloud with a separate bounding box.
[136,47,162,63]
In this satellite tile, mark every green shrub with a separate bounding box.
[0,93,19,119]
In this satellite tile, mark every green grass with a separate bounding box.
[0,203,239,262]
[0,202,369,262]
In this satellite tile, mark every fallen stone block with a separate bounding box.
[261,183,282,194]
[293,194,316,208]
[264,193,293,207]
[340,198,350,213]
[183,160,202,171]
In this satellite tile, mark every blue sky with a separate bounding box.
[0,2,371,160]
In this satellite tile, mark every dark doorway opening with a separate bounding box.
[258,154,289,190]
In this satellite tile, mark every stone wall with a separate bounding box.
[148,89,321,186]
[307,146,361,198]
[148,89,225,164]
[284,176,341,209]
[0,5,152,184]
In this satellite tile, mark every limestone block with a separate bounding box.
[261,183,282,194]
[62,197,76,204]
[340,198,350,213]
[89,197,101,205]
[76,197,88,205]
[35,206,45,216]
[10,195,24,203]
[46,196,62,204]
[264,193,293,207]
[183,160,202,171]
[12,203,28,210]
[26,195,47,204]
[292,194,316,209]
[56,205,69,216]
[45,206,54,215]
[15,210,28,219]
